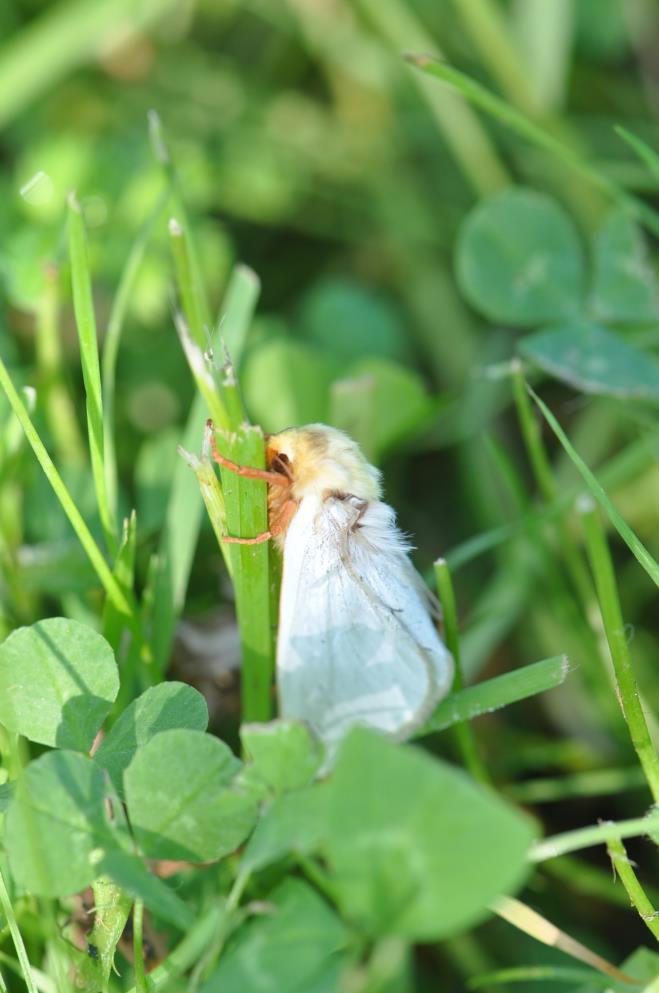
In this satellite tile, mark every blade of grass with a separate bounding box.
[353,0,510,195]
[0,353,133,620]
[406,54,659,238]
[616,126,659,181]
[68,194,117,556]
[151,263,261,674]
[101,511,137,659]
[102,188,168,524]
[215,425,273,722]
[434,559,488,781]
[468,965,603,989]
[607,836,659,941]
[528,385,659,588]
[416,655,570,736]
[35,264,85,465]
[0,867,38,993]
[579,498,659,802]
[492,897,640,986]
[0,0,178,128]
[530,810,659,862]
[507,766,647,804]
[216,264,261,366]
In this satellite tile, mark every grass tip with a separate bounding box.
[168,217,183,237]
[147,109,170,164]
[235,263,261,289]
[21,386,36,412]
[177,445,200,470]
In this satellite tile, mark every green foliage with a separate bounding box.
[457,188,584,325]
[325,729,535,941]
[0,618,118,750]
[0,2,658,990]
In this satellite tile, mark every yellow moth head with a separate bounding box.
[266,423,382,502]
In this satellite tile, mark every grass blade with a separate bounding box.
[68,194,117,555]
[0,353,132,619]
[0,867,38,993]
[615,125,659,181]
[579,498,659,803]
[214,425,273,722]
[406,54,659,238]
[468,965,602,989]
[528,385,659,587]
[417,655,570,736]
[102,189,168,523]
[434,559,488,781]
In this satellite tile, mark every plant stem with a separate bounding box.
[434,559,489,782]
[580,500,659,803]
[607,835,659,941]
[132,900,147,993]
[530,810,659,862]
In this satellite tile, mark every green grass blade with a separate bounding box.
[0,353,132,619]
[530,809,659,862]
[506,766,647,804]
[580,499,659,802]
[417,655,570,736]
[434,559,488,781]
[102,189,168,523]
[218,264,261,367]
[0,867,38,993]
[68,194,117,555]
[0,0,178,128]
[615,125,659,181]
[151,265,261,675]
[468,965,601,989]
[35,265,85,465]
[101,511,137,657]
[215,425,273,722]
[528,385,659,587]
[406,54,659,238]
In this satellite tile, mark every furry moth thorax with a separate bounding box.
[266,424,382,503]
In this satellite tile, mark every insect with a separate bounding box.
[210,421,453,753]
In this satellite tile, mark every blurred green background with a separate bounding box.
[1,0,659,985]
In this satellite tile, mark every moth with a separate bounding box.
[210,422,453,752]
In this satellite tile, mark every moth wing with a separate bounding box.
[276,495,453,750]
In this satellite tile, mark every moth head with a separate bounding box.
[266,424,382,501]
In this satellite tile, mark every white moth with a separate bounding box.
[211,423,453,753]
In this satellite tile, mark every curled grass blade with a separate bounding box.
[528,385,659,588]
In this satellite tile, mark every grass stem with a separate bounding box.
[580,500,659,803]
[434,559,489,782]
[607,835,659,941]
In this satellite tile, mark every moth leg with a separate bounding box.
[223,498,298,545]
[207,420,289,488]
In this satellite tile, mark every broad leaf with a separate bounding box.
[326,729,536,940]
[590,209,658,322]
[456,188,584,326]
[240,720,323,798]
[0,619,118,750]
[519,322,659,401]
[94,682,208,795]
[200,878,349,993]
[124,729,257,861]
[242,785,329,872]
[5,751,120,897]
